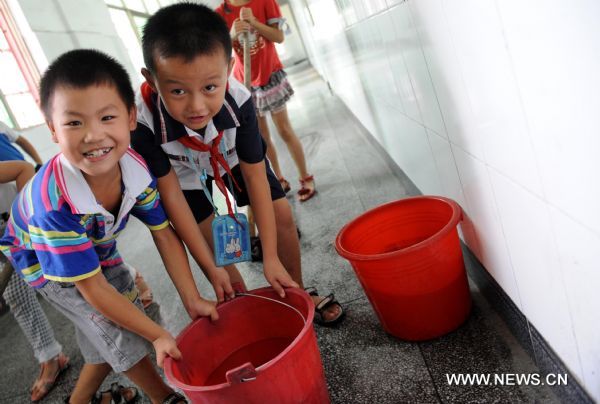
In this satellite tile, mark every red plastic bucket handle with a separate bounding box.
[226,362,257,385]
[234,292,307,324]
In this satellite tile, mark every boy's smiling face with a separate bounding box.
[47,84,136,180]
[143,48,233,131]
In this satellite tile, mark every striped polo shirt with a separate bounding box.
[0,148,169,287]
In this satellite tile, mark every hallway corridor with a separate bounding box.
[0,63,569,403]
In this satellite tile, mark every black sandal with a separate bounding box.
[92,383,139,403]
[250,236,262,262]
[304,287,345,327]
[163,392,187,403]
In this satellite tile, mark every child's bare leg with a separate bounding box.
[198,215,245,286]
[257,114,284,179]
[68,362,111,403]
[271,108,310,181]
[123,356,173,404]
[272,198,301,283]
[272,199,341,321]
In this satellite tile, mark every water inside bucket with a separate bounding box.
[198,337,295,386]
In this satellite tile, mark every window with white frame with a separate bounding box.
[105,0,178,76]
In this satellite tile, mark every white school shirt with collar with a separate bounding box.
[57,149,152,237]
[136,77,251,190]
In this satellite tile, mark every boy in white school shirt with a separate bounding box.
[131,3,345,326]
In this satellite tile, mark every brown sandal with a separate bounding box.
[31,352,70,402]
[298,175,317,202]
[279,177,291,194]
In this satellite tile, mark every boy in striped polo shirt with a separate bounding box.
[0,49,217,404]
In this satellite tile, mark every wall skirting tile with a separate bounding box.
[463,247,594,404]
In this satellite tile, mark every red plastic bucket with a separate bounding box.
[335,196,471,341]
[164,287,330,404]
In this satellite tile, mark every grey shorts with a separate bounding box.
[37,264,151,372]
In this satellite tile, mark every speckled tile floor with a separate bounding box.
[0,63,561,403]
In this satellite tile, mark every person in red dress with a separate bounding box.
[217,0,317,202]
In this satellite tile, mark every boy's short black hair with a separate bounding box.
[39,49,134,120]
[142,2,232,73]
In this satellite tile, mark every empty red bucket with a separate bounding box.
[335,196,471,340]
[164,287,330,404]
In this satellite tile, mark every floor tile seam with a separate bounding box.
[320,96,370,213]
[417,344,445,404]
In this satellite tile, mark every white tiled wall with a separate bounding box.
[289,0,600,399]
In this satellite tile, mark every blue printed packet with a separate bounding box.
[212,213,251,267]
